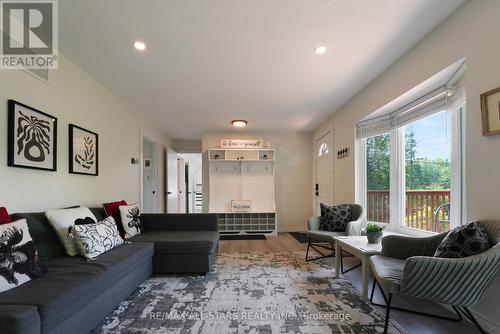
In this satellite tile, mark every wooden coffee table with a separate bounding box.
[333,233,400,299]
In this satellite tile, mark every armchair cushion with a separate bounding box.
[319,203,351,232]
[369,255,405,295]
[307,230,346,242]
[434,222,491,258]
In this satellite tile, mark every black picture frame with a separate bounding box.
[7,99,58,171]
[69,124,99,176]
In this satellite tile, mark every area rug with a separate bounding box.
[97,252,406,334]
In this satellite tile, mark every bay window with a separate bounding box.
[356,62,465,233]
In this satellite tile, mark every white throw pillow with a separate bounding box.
[73,216,124,259]
[0,219,46,293]
[119,204,142,239]
[45,207,97,256]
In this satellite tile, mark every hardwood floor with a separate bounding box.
[219,233,481,334]
[219,232,306,253]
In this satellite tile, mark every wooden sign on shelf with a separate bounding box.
[221,139,263,149]
[231,200,252,213]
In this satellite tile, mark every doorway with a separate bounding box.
[315,131,334,215]
[178,153,203,213]
[142,137,159,213]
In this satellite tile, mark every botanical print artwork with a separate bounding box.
[8,100,57,171]
[69,125,98,175]
[75,136,95,169]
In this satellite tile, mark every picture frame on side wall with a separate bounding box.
[7,100,57,171]
[69,124,99,176]
[480,86,500,136]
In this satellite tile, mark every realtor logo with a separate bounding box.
[1,0,58,69]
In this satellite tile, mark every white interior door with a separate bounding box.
[142,137,158,213]
[166,148,179,213]
[177,157,186,213]
[315,131,334,215]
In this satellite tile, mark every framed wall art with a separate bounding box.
[8,100,57,171]
[69,124,98,176]
[480,86,500,136]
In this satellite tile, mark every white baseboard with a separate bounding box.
[278,227,307,233]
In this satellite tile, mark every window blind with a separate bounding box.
[357,62,465,139]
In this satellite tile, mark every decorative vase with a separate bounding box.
[367,231,383,244]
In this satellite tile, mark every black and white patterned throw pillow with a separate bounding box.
[119,205,143,239]
[434,222,491,258]
[0,219,46,293]
[73,216,124,259]
[319,203,352,232]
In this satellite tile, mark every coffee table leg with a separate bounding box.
[361,255,369,299]
[335,240,341,278]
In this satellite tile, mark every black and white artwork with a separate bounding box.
[69,124,98,176]
[8,100,57,171]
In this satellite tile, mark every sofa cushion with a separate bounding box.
[0,219,47,293]
[119,205,143,239]
[73,216,124,259]
[0,207,11,225]
[0,242,153,333]
[10,212,65,260]
[130,231,218,254]
[369,255,405,294]
[103,201,127,237]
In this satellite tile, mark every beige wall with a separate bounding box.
[0,56,171,213]
[313,0,500,330]
[171,139,202,153]
[202,131,313,232]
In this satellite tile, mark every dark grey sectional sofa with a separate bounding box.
[0,208,219,334]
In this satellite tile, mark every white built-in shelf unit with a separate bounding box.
[208,147,276,235]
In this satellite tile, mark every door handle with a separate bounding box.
[152,191,156,194]
[167,191,172,195]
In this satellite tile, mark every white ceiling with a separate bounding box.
[59,0,466,139]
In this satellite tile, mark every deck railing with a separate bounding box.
[367,189,450,232]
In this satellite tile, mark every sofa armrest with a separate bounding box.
[308,216,321,231]
[381,232,447,260]
[141,214,218,232]
[0,305,40,334]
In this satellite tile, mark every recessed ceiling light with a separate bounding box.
[231,120,248,128]
[134,41,146,51]
[314,46,327,55]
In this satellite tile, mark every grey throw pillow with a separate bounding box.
[434,222,491,258]
[320,203,351,232]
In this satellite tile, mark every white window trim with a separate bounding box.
[357,107,465,236]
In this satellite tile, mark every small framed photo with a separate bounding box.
[8,100,57,171]
[69,124,98,176]
[480,86,500,136]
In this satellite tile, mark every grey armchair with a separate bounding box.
[369,220,500,334]
[305,204,365,262]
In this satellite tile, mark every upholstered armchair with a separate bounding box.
[305,204,365,262]
[369,220,500,334]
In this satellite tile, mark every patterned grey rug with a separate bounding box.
[97,252,406,334]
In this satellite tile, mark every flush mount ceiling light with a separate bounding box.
[133,41,146,51]
[314,46,327,55]
[231,120,248,128]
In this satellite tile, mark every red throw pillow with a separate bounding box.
[0,207,12,225]
[103,200,127,236]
